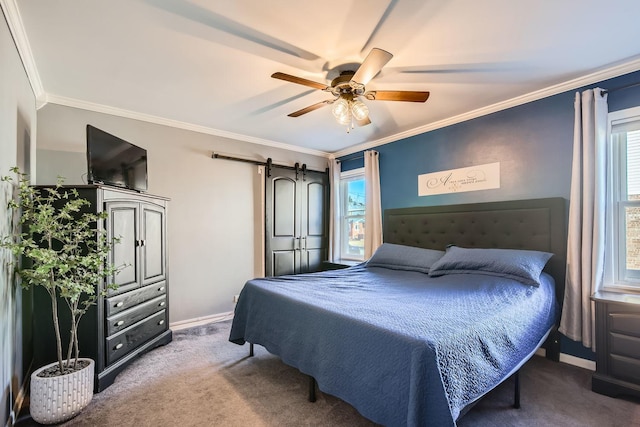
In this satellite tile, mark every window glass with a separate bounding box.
[623,130,640,275]
[628,130,640,199]
[624,204,640,272]
[608,112,640,288]
[341,169,365,261]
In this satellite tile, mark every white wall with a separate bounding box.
[36,149,85,184]
[35,104,328,323]
[0,7,37,425]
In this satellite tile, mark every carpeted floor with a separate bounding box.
[18,320,640,426]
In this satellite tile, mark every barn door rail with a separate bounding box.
[211,152,325,178]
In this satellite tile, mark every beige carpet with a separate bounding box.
[21,320,640,426]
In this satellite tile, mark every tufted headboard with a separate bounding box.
[383,197,567,359]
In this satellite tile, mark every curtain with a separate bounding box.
[328,159,341,262]
[364,150,382,258]
[559,88,608,350]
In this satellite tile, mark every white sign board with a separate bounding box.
[418,162,500,196]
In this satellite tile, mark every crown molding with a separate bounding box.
[35,92,48,109]
[1,0,45,102]
[45,94,331,158]
[334,57,640,158]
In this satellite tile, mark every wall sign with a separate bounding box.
[418,162,500,196]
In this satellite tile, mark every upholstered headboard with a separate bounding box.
[383,197,567,359]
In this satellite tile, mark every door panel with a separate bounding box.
[305,249,324,274]
[274,178,296,237]
[301,171,329,273]
[107,202,139,294]
[142,204,166,285]
[265,170,300,277]
[272,250,297,277]
[307,182,324,236]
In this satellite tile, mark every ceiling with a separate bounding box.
[6,0,640,157]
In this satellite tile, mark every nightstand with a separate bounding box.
[592,291,640,398]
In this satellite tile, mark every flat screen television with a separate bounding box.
[86,125,148,192]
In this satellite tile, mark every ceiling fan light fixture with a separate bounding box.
[332,96,369,127]
[332,97,353,126]
[332,98,349,119]
[336,109,352,126]
[351,99,369,121]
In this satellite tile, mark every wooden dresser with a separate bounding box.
[592,291,640,398]
[33,185,172,391]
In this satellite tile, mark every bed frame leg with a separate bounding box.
[249,343,254,357]
[547,327,561,362]
[308,376,317,402]
[513,371,520,409]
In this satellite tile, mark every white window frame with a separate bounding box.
[604,106,640,291]
[340,168,365,262]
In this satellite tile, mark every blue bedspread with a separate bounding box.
[229,265,557,426]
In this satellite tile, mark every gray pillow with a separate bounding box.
[365,243,445,274]
[428,246,553,286]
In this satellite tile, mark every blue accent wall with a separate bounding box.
[377,94,573,211]
[340,69,640,361]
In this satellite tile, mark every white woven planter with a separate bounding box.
[29,358,94,424]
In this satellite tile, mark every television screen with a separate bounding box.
[86,125,148,192]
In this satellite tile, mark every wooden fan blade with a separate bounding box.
[287,101,331,117]
[365,90,430,102]
[351,48,393,86]
[271,72,328,90]
[356,117,372,127]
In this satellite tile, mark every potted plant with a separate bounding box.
[0,167,121,424]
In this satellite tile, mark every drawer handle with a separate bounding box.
[115,320,125,327]
[115,301,124,308]
[159,301,166,307]
[158,320,165,325]
[158,286,165,292]
[114,343,123,350]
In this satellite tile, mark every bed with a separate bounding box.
[229,197,566,426]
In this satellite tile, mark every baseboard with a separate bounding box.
[169,311,234,331]
[535,348,596,371]
[559,352,596,371]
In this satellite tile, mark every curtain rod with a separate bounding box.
[601,80,640,95]
[211,152,327,176]
[336,151,378,163]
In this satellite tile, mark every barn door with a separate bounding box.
[300,170,328,273]
[265,165,328,276]
[265,167,300,276]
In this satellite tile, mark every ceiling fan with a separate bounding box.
[271,48,430,131]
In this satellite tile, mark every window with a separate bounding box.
[340,168,365,261]
[607,107,640,289]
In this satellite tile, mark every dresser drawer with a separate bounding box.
[609,310,640,338]
[105,310,167,365]
[610,353,640,383]
[105,281,167,316]
[610,332,640,360]
[106,295,167,336]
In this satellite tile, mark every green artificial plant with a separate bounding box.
[0,167,121,375]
